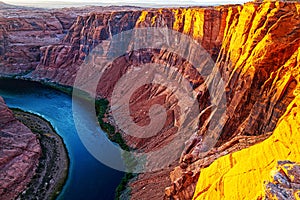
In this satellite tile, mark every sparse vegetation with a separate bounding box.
[12,109,69,200]
[95,99,130,151]
[95,99,137,199]
[115,173,135,200]
[5,78,136,199]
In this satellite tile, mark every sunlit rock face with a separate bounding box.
[193,85,300,199]
[191,2,300,200]
[30,7,231,85]
[1,1,300,199]
[0,97,41,199]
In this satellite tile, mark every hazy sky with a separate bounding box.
[3,0,249,8]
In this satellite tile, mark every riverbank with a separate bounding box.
[46,82,136,200]
[0,76,133,199]
[12,109,69,200]
[95,99,137,200]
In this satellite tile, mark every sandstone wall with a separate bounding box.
[1,1,300,199]
[0,97,41,199]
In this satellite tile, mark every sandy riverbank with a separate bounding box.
[12,109,69,200]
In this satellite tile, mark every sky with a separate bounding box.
[3,0,249,8]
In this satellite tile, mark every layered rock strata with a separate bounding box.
[0,5,67,75]
[170,2,300,199]
[0,97,41,199]
[0,2,142,76]
[0,1,300,200]
[193,80,300,199]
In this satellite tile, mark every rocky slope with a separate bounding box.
[0,2,141,76]
[30,7,230,84]
[0,4,67,75]
[265,161,300,200]
[0,97,41,199]
[170,2,300,199]
[0,1,300,200]
[193,78,300,199]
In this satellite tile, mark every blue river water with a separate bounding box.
[0,79,124,200]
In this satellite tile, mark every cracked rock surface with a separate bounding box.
[0,97,41,199]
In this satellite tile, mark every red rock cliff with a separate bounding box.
[0,97,41,199]
[0,3,141,76]
[0,5,68,75]
[1,1,300,200]
[169,2,300,199]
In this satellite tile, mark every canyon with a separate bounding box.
[0,1,300,199]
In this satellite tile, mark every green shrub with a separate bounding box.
[95,98,136,200]
[115,173,135,200]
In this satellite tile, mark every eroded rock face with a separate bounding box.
[193,86,300,199]
[0,5,66,75]
[0,97,41,199]
[31,7,229,84]
[265,161,300,200]
[1,1,300,200]
[0,3,142,76]
[171,2,300,199]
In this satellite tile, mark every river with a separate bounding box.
[0,79,124,200]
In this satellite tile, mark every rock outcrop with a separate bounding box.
[171,2,300,199]
[265,161,300,200]
[30,7,230,84]
[0,1,300,200]
[0,3,142,76]
[0,97,41,199]
[193,80,300,199]
[0,5,67,75]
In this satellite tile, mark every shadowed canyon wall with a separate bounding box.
[0,3,141,76]
[0,1,300,199]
